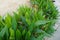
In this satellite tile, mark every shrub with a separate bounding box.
[0,0,58,40]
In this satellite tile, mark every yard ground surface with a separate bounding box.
[0,0,30,16]
[0,0,60,40]
[48,0,60,40]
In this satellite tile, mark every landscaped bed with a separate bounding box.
[0,0,58,40]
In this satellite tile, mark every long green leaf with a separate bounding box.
[35,20,50,26]
[0,27,7,37]
[11,16,17,30]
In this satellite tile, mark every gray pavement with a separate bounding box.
[48,0,60,40]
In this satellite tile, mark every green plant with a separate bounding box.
[0,0,58,40]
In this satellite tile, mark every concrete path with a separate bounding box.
[48,0,60,40]
[0,0,30,16]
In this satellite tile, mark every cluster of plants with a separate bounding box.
[0,0,58,40]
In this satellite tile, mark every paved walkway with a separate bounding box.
[0,0,30,16]
[48,0,60,40]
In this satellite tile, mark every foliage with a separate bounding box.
[0,0,58,40]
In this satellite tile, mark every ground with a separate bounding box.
[0,0,30,16]
[48,0,60,40]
